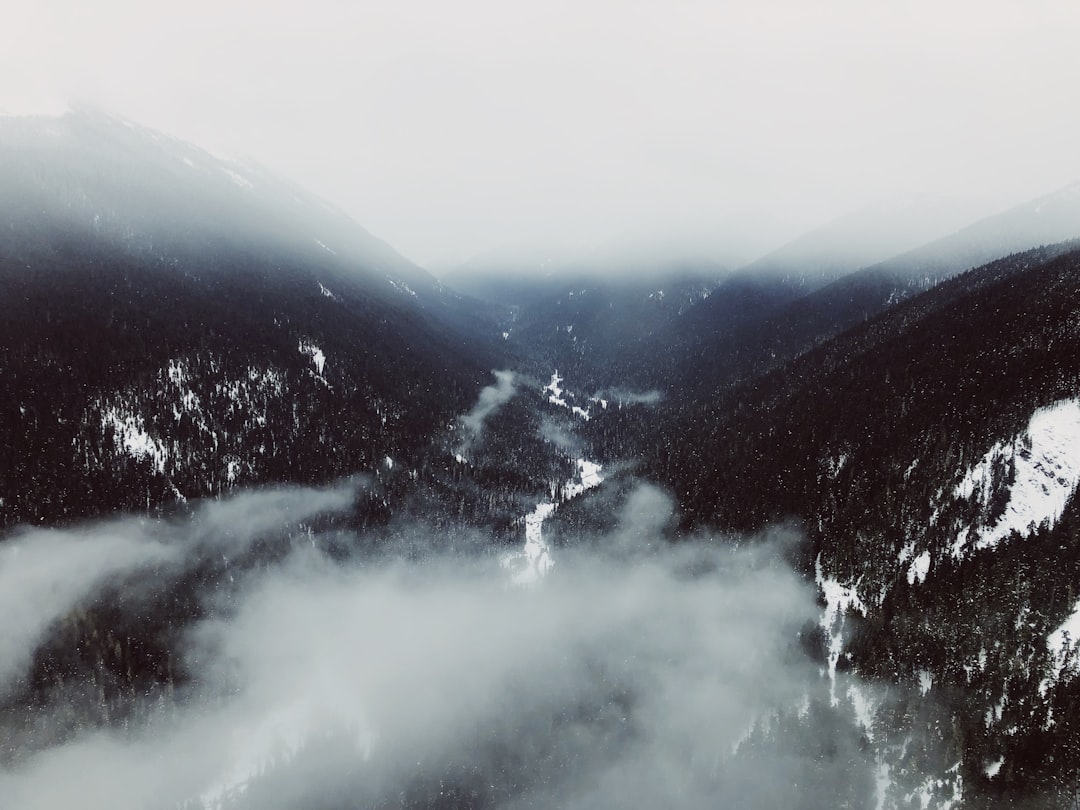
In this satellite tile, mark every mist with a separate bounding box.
[0,479,873,809]
[5,1,1079,268]
[0,483,356,700]
[460,371,517,436]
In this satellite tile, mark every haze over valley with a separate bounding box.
[5,3,1080,807]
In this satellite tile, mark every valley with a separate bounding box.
[3,109,1080,809]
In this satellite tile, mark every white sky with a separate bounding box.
[3,0,1080,268]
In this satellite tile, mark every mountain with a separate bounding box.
[0,109,497,528]
[7,108,1080,809]
[444,198,988,391]
[738,193,991,287]
[626,194,992,390]
[662,184,1080,398]
[649,241,1080,806]
[492,269,726,388]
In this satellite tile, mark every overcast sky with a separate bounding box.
[4,0,1079,268]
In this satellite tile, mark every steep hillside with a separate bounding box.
[501,271,723,387]
[638,195,990,391]
[653,242,1080,807]
[737,194,989,287]
[673,184,1080,396]
[0,111,496,528]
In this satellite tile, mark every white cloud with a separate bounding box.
[0,484,832,809]
[3,0,1079,266]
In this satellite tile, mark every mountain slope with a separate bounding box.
[652,241,1080,806]
[673,184,1080,397]
[0,110,496,528]
[634,195,990,390]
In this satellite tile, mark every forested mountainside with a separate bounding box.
[0,111,498,528]
[645,242,1080,806]
[486,271,722,387]
[440,195,988,392]
[7,109,1080,809]
[648,185,1080,398]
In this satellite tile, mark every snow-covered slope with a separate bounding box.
[954,399,1080,555]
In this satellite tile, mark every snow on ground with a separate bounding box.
[543,371,593,422]
[825,452,849,478]
[314,239,336,255]
[815,555,866,703]
[101,407,168,474]
[1046,600,1080,686]
[501,458,604,587]
[954,399,1080,555]
[544,371,567,408]
[298,339,327,375]
[504,502,558,587]
[907,550,931,585]
[985,757,1004,778]
[387,279,417,297]
[317,281,338,300]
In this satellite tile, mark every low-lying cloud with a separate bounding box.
[460,370,517,436]
[0,482,357,700]
[0,481,857,810]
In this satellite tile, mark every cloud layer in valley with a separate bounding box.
[0,479,866,810]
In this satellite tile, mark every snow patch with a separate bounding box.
[954,399,1080,555]
[1046,602,1080,684]
[501,459,604,587]
[907,550,931,585]
[905,769,963,810]
[221,167,253,190]
[298,339,327,375]
[815,556,865,702]
[101,407,168,474]
[544,371,566,408]
[543,371,592,421]
[387,279,417,297]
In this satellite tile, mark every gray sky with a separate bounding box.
[4,0,1080,268]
